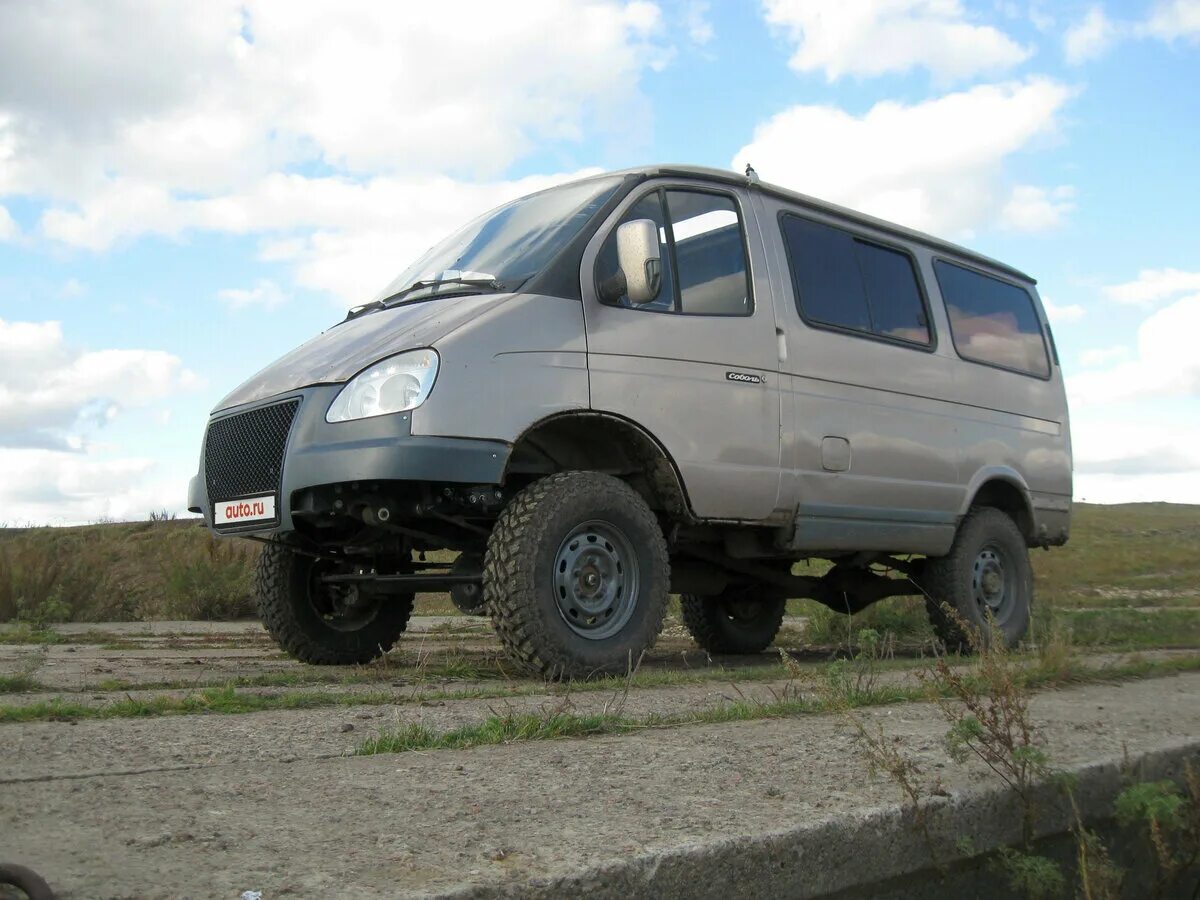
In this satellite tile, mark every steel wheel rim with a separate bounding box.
[553,519,639,640]
[972,543,1015,626]
[720,588,766,629]
[308,560,382,632]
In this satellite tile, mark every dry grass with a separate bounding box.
[1,503,1197,629]
[0,519,256,622]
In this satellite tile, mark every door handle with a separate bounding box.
[776,327,788,363]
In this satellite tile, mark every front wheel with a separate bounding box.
[680,586,786,655]
[256,543,413,665]
[484,471,670,678]
[921,507,1032,651]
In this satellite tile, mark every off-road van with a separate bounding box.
[188,165,1072,677]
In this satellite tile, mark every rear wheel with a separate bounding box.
[484,471,670,678]
[256,543,413,665]
[922,507,1032,651]
[680,585,786,654]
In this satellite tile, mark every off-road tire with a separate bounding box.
[255,542,413,665]
[922,507,1032,652]
[680,586,786,654]
[484,471,670,679]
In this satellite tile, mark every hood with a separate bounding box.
[215,292,515,411]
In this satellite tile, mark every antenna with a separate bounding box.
[744,163,759,184]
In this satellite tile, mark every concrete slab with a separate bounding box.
[1,673,1197,898]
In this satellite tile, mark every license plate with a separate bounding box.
[215,495,276,525]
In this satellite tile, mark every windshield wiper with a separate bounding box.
[379,273,505,308]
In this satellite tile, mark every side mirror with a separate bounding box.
[616,219,662,304]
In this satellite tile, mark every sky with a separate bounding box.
[0,0,1198,525]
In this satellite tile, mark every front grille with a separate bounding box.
[204,399,300,520]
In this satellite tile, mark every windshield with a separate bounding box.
[375,175,625,304]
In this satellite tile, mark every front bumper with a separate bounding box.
[188,384,510,535]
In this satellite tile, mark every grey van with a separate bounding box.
[187,165,1072,677]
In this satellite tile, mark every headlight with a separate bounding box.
[326,349,439,423]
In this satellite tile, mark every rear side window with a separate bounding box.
[934,260,1050,378]
[780,214,930,346]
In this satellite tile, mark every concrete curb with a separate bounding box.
[445,737,1200,900]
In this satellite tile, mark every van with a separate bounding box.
[187,165,1072,677]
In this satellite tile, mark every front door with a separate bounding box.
[580,182,783,522]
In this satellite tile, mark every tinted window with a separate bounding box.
[781,214,930,345]
[857,243,930,344]
[596,189,751,316]
[781,215,870,331]
[934,260,1049,377]
[666,191,751,316]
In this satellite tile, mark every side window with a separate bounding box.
[596,188,751,316]
[665,191,751,316]
[934,260,1050,378]
[596,192,675,313]
[856,243,930,344]
[780,214,930,346]
[779,215,870,331]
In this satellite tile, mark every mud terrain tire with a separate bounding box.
[484,471,670,679]
[922,507,1032,652]
[256,543,413,665]
[680,586,786,655]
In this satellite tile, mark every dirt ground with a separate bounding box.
[1,620,1198,898]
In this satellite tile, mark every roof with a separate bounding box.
[604,164,1037,285]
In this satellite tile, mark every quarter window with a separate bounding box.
[596,189,751,316]
[934,260,1050,378]
[780,214,931,346]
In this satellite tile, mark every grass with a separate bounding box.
[0,656,840,721]
[1031,502,1200,604]
[0,684,402,723]
[0,673,42,693]
[1037,607,1200,650]
[0,518,257,622]
[0,625,69,645]
[355,652,1200,756]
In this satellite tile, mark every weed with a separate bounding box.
[0,625,67,645]
[1112,764,1200,897]
[993,846,1067,899]
[0,673,42,693]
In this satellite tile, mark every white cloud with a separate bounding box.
[1042,298,1086,324]
[999,184,1075,231]
[1066,293,1200,407]
[0,449,192,525]
[0,0,664,204]
[1079,345,1129,367]
[1074,471,1200,504]
[42,168,601,304]
[732,78,1073,235]
[1064,6,1118,64]
[218,279,288,311]
[0,318,199,449]
[1139,0,1200,42]
[1071,418,1200,504]
[1103,267,1200,305]
[0,203,16,241]
[762,0,1030,82]
[1,2,665,301]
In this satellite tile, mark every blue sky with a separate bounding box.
[0,0,1198,523]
